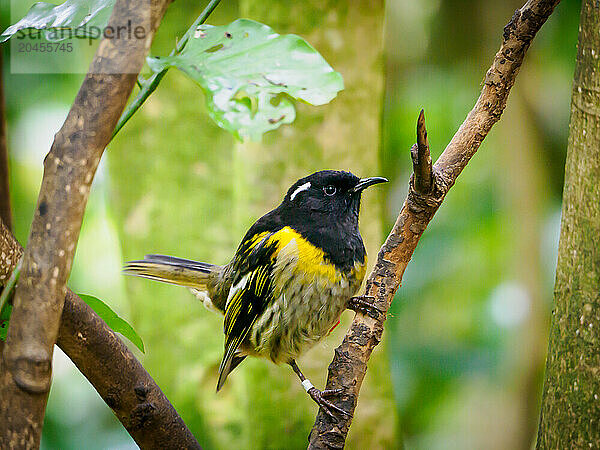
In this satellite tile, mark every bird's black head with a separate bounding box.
[283,170,388,222]
[244,170,388,271]
[276,170,387,269]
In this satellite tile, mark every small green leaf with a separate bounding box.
[78,294,145,353]
[0,304,12,341]
[147,18,344,140]
[0,0,115,43]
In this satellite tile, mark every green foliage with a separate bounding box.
[111,0,221,138]
[0,304,11,341]
[0,0,114,43]
[78,294,145,353]
[0,256,22,341]
[3,1,342,141]
[0,272,140,351]
[146,19,343,140]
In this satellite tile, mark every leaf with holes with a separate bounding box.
[147,18,344,140]
[0,0,115,43]
[79,294,145,353]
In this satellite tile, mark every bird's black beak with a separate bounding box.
[350,176,388,193]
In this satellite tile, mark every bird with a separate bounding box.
[123,170,387,417]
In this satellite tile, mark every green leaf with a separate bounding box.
[147,18,344,140]
[112,0,222,139]
[0,0,115,43]
[0,304,12,341]
[78,294,145,353]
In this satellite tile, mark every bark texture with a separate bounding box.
[0,220,200,449]
[0,0,171,447]
[308,0,561,447]
[536,1,600,447]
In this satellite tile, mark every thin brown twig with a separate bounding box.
[410,109,433,195]
[0,220,201,448]
[0,0,172,446]
[308,0,562,447]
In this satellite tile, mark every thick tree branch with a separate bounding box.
[60,292,202,448]
[308,0,562,447]
[0,220,201,449]
[0,0,172,447]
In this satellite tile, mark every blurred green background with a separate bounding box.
[2,0,579,448]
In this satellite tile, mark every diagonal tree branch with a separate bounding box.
[308,0,562,447]
[0,0,172,447]
[0,220,201,448]
[60,291,202,448]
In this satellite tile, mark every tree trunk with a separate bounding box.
[536,1,600,447]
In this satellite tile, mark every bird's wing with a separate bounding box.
[217,231,280,390]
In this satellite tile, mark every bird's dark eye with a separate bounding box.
[323,185,336,196]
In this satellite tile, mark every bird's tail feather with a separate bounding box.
[123,254,220,289]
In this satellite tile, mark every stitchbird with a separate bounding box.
[123,170,387,417]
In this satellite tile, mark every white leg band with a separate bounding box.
[301,379,314,392]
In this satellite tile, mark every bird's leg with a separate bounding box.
[347,295,383,319]
[288,360,350,420]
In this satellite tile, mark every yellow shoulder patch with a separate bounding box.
[267,227,341,283]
